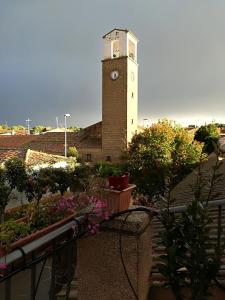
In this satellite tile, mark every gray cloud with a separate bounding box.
[1,0,225,127]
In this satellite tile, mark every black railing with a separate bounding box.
[0,216,85,300]
[1,199,225,299]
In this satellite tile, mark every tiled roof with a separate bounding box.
[25,149,67,168]
[0,149,27,164]
[102,28,138,40]
[0,122,102,156]
[170,154,225,206]
[151,153,225,285]
[0,148,67,167]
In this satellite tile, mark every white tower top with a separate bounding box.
[103,28,138,61]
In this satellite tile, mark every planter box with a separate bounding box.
[103,184,136,214]
[0,213,75,257]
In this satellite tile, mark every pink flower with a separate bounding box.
[0,263,7,278]
[0,263,7,270]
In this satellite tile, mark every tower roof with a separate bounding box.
[102,28,138,41]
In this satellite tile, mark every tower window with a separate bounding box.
[131,119,134,125]
[86,154,92,162]
[106,155,111,162]
[131,92,134,98]
[112,40,120,58]
[128,40,136,60]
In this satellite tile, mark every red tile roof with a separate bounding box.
[0,149,27,164]
[25,149,67,168]
[0,122,102,156]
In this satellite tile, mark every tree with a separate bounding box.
[194,123,220,154]
[67,147,80,159]
[0,168,11,224]
[4,158,27,192]
[68,126,80,133]
[10,125,25,131]
[31,125,46,135]
[127,120,203,199]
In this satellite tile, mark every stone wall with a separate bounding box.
[77,211,152,300]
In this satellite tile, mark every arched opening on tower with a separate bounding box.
[128,39,136,61]
[111,40,120,58]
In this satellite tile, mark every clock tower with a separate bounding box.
[102,29,138,161]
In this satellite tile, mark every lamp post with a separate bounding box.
[26,118,32,135]
[64,114,70,157]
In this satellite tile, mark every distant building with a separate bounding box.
[0,29,139,163]
[0,149,68,168]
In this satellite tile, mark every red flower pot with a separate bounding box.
[108,172,130,191]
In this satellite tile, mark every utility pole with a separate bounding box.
[26,118,32,135]
[64,114,70,157]
[56,117,59,128]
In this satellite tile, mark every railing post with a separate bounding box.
[5,278,11,300]
[30,252,37,300]
[217,205,222,248]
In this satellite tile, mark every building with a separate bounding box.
[101,28,138,162]
[0,149,68,169]
[73,28,139,162]
[0,28,139,163]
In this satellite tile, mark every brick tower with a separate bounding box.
[102,29,138,162]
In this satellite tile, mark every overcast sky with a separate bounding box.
[1,0,225,128]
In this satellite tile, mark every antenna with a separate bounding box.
[56,117,59,128]
[26,118,32,135]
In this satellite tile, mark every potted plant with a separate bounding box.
[107,165,129,191]
[0,193,109,257]
[95,162,130,191]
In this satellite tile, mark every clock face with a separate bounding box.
[130,72,135,81]
[110,70,119,80]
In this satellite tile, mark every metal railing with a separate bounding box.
[0,216,85,300]
[1,198,225,299]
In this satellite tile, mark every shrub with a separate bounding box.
[127,120,203,199]
[194,123,220,154]
[67,147,80,159]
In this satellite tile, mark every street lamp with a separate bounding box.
[26,118,32,135]
[64,114,70,157]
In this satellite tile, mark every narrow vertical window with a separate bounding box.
[106,155,111,162]
[86,154,92,162]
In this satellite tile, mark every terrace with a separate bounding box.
[1,199,225,300]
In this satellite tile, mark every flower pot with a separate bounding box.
[103,184,136,214]
[108,172,130,191]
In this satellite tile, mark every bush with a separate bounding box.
[194,123,219,154]
[127,120,203,199]
[67,147,80,159]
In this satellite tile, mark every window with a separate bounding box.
[131,119,134,125]
[112,40,120,58]
[128,40,136,61]
[106,155,111,162]
[86,154,92,162]
[131,92,134,98]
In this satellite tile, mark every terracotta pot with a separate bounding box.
[108,172,130,191]
[103,184,136,214]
